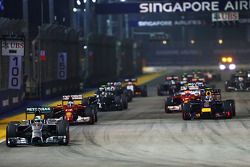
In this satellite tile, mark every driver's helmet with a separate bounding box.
[101,91,105,96]
[34,115,41,120]
[184,90,191,96]
[205,96,212,101]
[238,77,244,82]
[34,115,42,124]
[68,101,74,107]
[128,82,133,85]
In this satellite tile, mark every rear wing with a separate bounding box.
[62,95,83,105]
[25,107,52,120]
[165,76,179,81]
[124,78,137,83]
[201,89,221,100]
[203,89,221,95]
[62,95,83,101]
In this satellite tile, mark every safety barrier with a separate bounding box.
[0,89,25,113]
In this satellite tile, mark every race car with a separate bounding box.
[157,75,180,96]
[225,71,250,91]
[6,107,69,147]
[124,78,148,97]
[182,89,235,120]
[219,56,236,70]
[165,96,183,113]
[178,82,202,102]
[164,82,203,113]
[52,95,97,124]
[202,71,221,82]
[96,86,128,111]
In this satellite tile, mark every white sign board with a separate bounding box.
[1,40,24,56]
[212,12,239,22]
[58,52,67,80]
[139,1,250,13]
[8,56,22,89]
[62,95,83,100]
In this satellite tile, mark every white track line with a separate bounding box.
[0,139,5,143]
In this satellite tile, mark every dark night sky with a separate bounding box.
[0,0,70,39]
[0,0,22,19]
[0,0,70,26]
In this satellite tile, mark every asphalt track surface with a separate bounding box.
[1,71,250,167]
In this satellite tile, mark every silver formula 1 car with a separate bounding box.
[6,107,69,147]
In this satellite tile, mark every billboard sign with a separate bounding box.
[130,20,207,27]
[95,1,250,14]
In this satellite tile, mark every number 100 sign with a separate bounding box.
[8,56,22,89]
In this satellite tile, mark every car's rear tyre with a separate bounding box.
[225,87,230,92]
[114,96,123,111]
[85,107,95,124]
[227,100,236,117]
[6,122,18,147]
[94,109,98,122]
[165,107,171,113]
[182,103,191,120]
[142,85,148,97]
[122,95,128,109]
[157,89,162,96]
[57,120,69,145]
[127,90,133,102]
[223,100,233,119]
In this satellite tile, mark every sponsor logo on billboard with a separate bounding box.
[139,1,250,13]
[1,40,24,56]
[95,1,250,14]
[212,12,239,22]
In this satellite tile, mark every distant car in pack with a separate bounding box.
[219,56,236,70]
[124,78,148,97]
[52,95,97,124]
[225,71,250,91]
[182,89,235,120]
[6,107,69,147]
[96,86,128,111]
[202,71,221,82]
[157,75,180,96]
[179,89,201,104]
[181,73,194,83]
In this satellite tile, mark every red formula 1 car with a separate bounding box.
[52,95,97,124]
